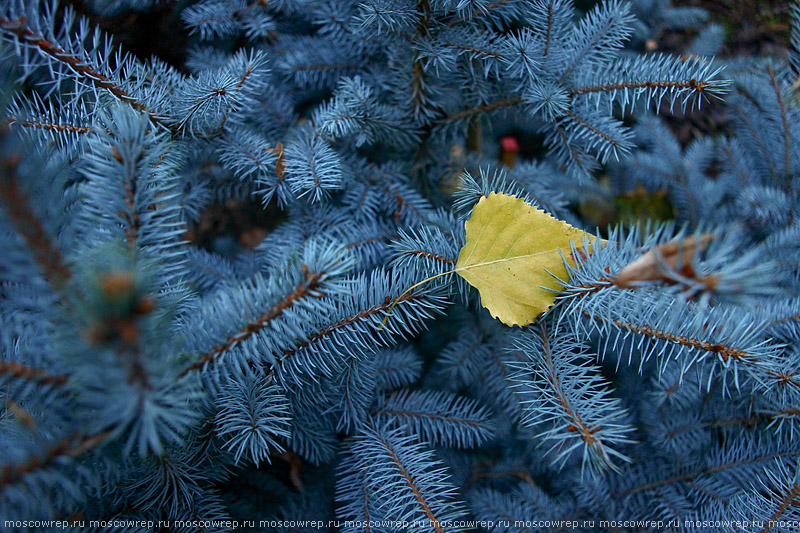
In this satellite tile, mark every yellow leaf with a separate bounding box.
[455,192,593,327]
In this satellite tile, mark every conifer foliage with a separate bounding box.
[1,0,799,530]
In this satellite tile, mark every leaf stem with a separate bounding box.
[379,270,455,329]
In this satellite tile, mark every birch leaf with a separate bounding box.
[456,192,593,327]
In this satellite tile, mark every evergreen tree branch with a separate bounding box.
[729,98,781,186]
[0,16,165,127]
[182,266,326,376]
[616,449,800,498]
[377,433,446,533]
[436,97,523,126]
[763,484,800,532]
[766,65,792,181]
[582,310,757,364]
[446,0,515,27]
[7,117,97,135]
[0,431,111,489]
[279,291,421,360]
[537,324,604,450]
[0,361,69,386]
[0,151,71,290]
[568,78,710,97]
